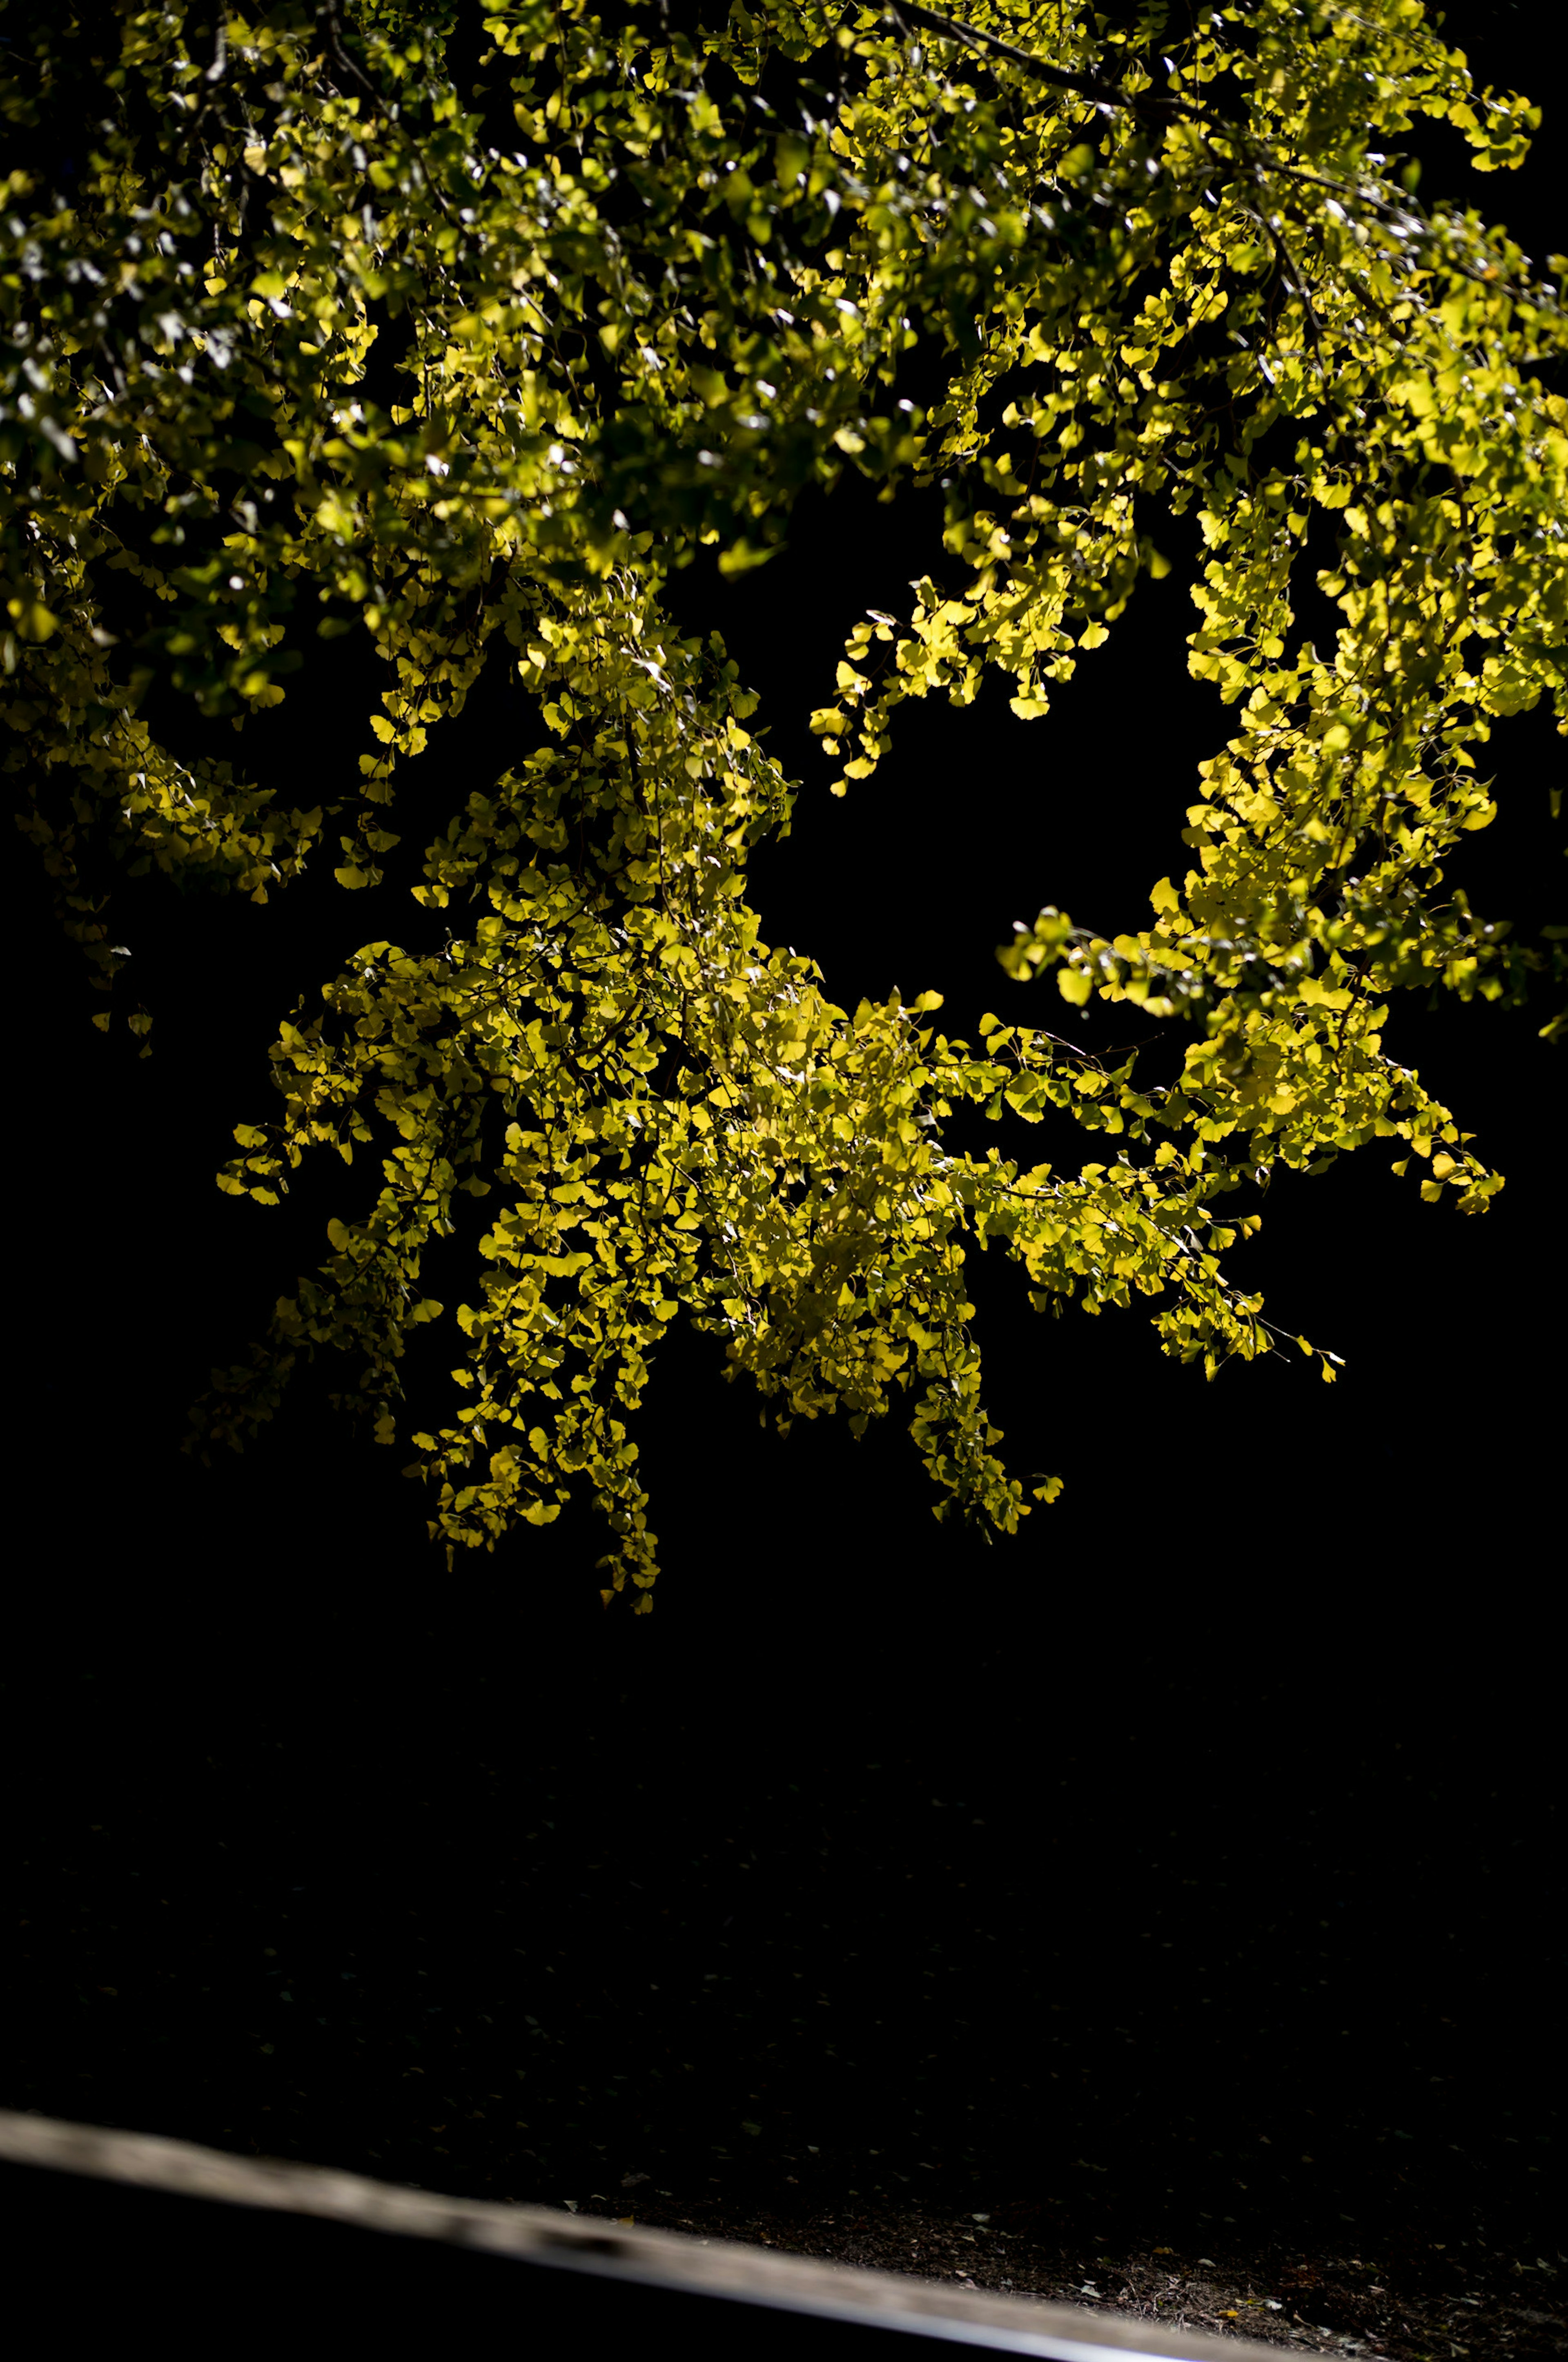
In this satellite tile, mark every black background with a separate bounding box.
[5,0,1561,2295]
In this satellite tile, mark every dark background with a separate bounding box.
[5,0,1561,2300]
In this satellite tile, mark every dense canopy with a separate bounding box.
[4,0,1563,1603]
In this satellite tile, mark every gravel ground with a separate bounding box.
[567,2193,1567,2361]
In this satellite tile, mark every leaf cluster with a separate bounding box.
[4,1,1561,1599]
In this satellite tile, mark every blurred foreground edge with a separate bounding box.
[0,2110,1277,2358]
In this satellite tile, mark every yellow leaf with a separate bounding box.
[7,598,57,640]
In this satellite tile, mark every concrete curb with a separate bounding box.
[0,2109,1281,2359]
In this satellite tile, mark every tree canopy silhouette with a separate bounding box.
[4,0,1562,1604]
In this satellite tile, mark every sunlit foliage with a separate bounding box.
[4,2,1562,1602]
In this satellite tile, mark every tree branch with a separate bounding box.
[884,2,1191,120]
[316,0,378,102]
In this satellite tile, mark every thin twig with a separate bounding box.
[886,2,1197,122]
[317,0,378,101]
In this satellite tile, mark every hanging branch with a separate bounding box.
[884,1,1197,120]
